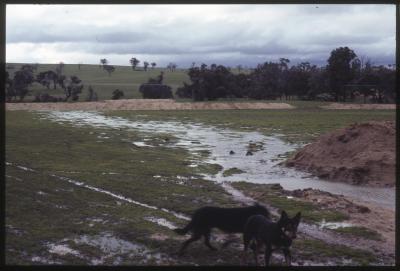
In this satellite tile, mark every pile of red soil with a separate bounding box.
[285,121,395,187]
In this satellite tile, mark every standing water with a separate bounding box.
[41,111,394,210]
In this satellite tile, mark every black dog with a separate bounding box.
[173,203,270,255]
[242,211,301,266]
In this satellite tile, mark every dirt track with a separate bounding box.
[321,103,395,110]
[5,99,295,111]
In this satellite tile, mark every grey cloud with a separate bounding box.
[6,4,395,67]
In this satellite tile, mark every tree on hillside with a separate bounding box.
[143,61,149,72]
[100,58,108,68]
[130,57,140,70]
[36,70,58,89]
[11,67,35,101]
[64,75,84,101]
[167,62,177,72]
[86,85,98,101]
[112,89,124,100]
[103,65,115,76]
[151,62,156,69]
[327,47,357,102]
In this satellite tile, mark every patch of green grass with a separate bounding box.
[222,167,245,177]
[293,238,377,265]
[194,163,223,176]
[231,182,348,223]
[332,227,383,241]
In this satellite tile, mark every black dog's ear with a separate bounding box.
[281,210,288,219]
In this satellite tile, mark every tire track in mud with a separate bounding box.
[6,162,189,225]
[220,182,393,265]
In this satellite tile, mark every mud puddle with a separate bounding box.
[41,111,394,209]
[47,233,174,265]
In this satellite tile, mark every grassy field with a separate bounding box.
[5,108,394,265]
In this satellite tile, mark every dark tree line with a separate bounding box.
[6,63,84,102]
[176,47,395,103]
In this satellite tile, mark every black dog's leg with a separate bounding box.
[203,230,217,251]
[242,234,251,265]
[264,245,272,266]
[177,231,202,256]
[221,234,237,249]
[253,240,261,266]
[283,248,291,266]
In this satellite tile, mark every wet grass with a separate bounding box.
[222,167,245,177]
[230,182,349,223]
[332,226,383,241]
[5,109,389,265]
[293,237,377,265]
[107,109,395,143]
[5,111,250,264]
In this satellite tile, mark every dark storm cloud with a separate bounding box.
[6,4,395,67]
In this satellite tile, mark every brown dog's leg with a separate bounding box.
[283,248,291,266]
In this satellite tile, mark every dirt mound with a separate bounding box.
[285,121,395,187]
[5,99,294,111]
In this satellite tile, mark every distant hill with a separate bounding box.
[6,63,190,101]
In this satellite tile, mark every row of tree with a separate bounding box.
[100,58,179,73]
[176,47,395,103]
[100,58,158,73]
[5,63,85,102]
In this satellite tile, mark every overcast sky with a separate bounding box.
[6,4,395,68]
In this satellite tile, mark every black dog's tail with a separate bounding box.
[173,221,193,235]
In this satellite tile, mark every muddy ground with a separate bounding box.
[5,110,395,266]
[5,99,294,111]
[285,121,395,187]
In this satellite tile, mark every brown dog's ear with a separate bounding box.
[294,212,301,224]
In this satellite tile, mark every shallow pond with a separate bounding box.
[41,111,394,210]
